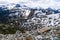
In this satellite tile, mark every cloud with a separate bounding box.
[0,0,60,9]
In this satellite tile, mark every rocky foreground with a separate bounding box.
[0,25,60,40]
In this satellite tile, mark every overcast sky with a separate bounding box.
[0,0,60,9]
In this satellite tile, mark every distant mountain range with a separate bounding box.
[0,3,60,23]
[46,8,60,13]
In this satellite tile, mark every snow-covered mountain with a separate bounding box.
[0,0,60,23]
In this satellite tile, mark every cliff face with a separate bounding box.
[0,7,10,23]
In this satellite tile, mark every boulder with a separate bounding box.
[40,27,51,33]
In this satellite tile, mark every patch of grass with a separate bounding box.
[0,24,17,34]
